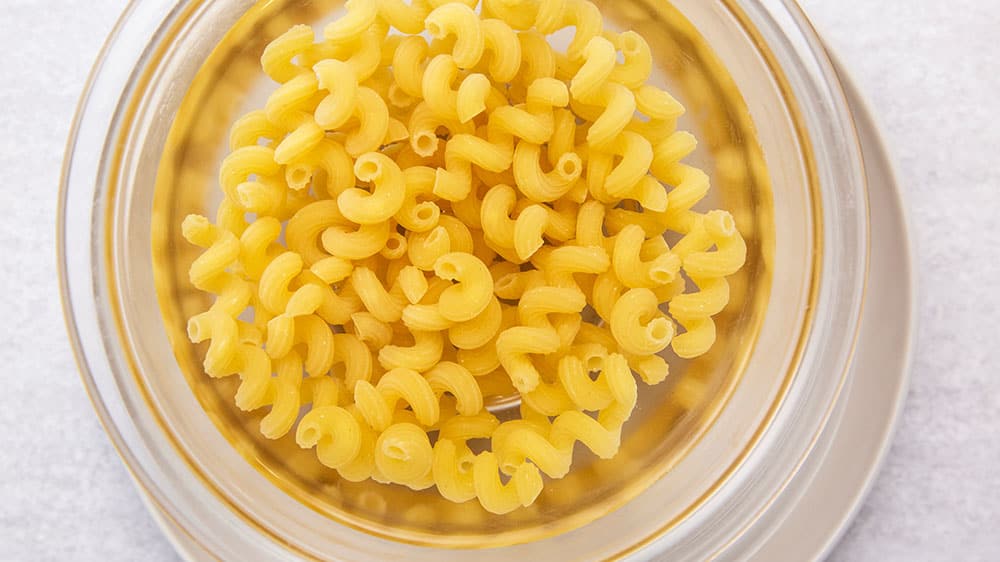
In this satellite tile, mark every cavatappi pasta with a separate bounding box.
[182,0,746,515]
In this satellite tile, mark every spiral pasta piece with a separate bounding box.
[434,129,514,201]
[433,252,494,322]
[480,184,549,262]
[472,451,543,514]
[378,329,444,371]
[612,224,682,289]
[313,59,359,130]
[512,141,583,202]
[425,3,485,69]
[522,349,630,415]
[610,288,674,356]
[479,18,522,82]
[259,351,304,439]
[376,0,431,34]
[261,24,314,83]
[354,368,441,431]
[323,0,378,46]
[229,109,284,150]
[337,152,407,225]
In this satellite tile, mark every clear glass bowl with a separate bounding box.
[59,0,868,559]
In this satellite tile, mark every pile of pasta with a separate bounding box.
[183,0,746,514]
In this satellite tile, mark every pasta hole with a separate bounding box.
[387,83,413,108]
[356,158,381,180]
[426,227,447,247]
[494,274,516,293]
[718,213,736,235]
[649,267,673,285]
[287,166,311,188]
[385,236,402,251]
[436,260,459,279]
[649,320,670,341]
[416,206,435,221]
[299,427,319,445]
[621,32,642,56]
[385,444,409,460]
[414,132,438,156]
[557,154,582,179]
[459,459,475,474]
[425,21,443,38]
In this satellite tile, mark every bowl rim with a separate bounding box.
[58,0,870,558]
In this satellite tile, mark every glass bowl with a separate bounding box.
[59,0,868,559]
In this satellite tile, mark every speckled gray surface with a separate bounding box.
[2,0,997,560]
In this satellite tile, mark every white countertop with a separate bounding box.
[2,0,997,560]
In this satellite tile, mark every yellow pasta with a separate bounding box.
[609,31,652,89]
[511,140,583,203]
[377,0,431,35]
[229,109,283,150]
[481,0,536,30]
[516,31,557,87]
[375,422,435,489]
[450,181,487,230]
[338,152,406,225]
[519,197,577,242]
[259,351,305,439]
[518,285,586,351]
[609,288,674,356]
[323,0,378,46]
[183,0,747,515]
[397,265,429,304]
[354,367,442,431]
[481,184,548,262]
[448,295,503,350]
[343,87,391,157]
[612,224,681,289]
[321,220,391,260]
[434,130,514,201]
[407,225,451,270]
[531,244,611,292]
[285,138,355,197]
[261,24,314,84]
[378,329,444,371]
[396,166,442,232]
[350,311,395,349]
[392,36,431,101]
[313,59,358,130]
[423,55,483,122]
[297,404,371,474]
[433,252,493,322]
[351,266,407,323]
[479,18,522,82]
[264,72,318,130]
[424,3,485,69]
